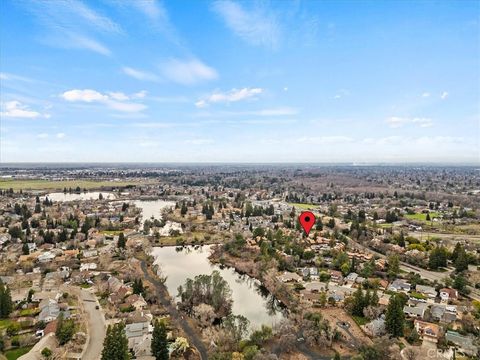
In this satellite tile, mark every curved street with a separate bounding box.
[139,260,209,360]
[81,289,107,360]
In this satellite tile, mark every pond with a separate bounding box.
[132,199,176,225]
[44,191,115,201]
[150,245,285,331]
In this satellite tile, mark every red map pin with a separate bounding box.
[299,211,316,236]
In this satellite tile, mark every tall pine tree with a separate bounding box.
[385,295,405,337]
[151,319,169,360]
[101,323,130,360]
[0,280,12,318]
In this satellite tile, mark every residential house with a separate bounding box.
[388,279,411,293]
[329,270,343,285]
[299,267,319,281]
[278,271,302,283]
[38,299,60,323]
[37,251,55,263]
[445,331,479,357]
[304,281,327,293]
[414,320,440,343]
[345,272,358,285]
[124,294,147,311]
[431,304,457,323]
[404,303,427,318]
[365,316,386,337]
[440,288,458,303]
[415,285,437,300]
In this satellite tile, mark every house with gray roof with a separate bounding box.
[445,331,478,357]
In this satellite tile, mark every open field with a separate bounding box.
[4,346,33,360]
[0,179,150,191]
[287,202,317,210]
[408,231,480,244]
[404,212,441,221]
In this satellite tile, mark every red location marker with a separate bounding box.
[299,211,315,236]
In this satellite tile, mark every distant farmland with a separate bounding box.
[0,179,148,191]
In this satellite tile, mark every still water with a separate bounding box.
[45,192,115,201]
[132,199,176,225]
[151,245,285,330]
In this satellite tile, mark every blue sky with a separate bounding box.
[0,0,479,163]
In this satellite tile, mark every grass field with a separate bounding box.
[287,202,317,210]
[0,179,147,191]
[352,315,368,326]
[0,319,14,329]
[405,212,440,221]
[4,346,33,360]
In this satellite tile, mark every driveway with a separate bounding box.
[81,289,106,360]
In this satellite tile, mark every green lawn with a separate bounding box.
[0,319,14,329]
[405,212,440,222]
[100,230,124,235]
[0,179,148,191]
[287,202,317,210]
[19,308,39,317]
[352,315,368,326]
[4,346,33,360]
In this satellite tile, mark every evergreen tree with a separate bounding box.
[118,233,126,249]
[0,280,13,318]
[387,254,400,279]
[180,202,188,216]
[351,287,364,316]
[454,246,468,273]
[132,279,145,296]
[397,232,405,247]
[101,323,130,360]
[55,313,75,345]
[429,246,448,270]
[385,295,405,337]
[371,290,379,307]
[22,242,30,255]
[151,319,169,360]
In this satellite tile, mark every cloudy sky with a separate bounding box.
[0,0,479,163]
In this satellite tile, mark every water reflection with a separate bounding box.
[44,192,115,202]
[151,245,285,330]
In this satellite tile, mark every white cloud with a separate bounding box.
[0,101,49,119]
[60,89,147,113]
[421,92,430,98]
[120,0,181,45]
[195,88,263,107]
[133,90,148,99]
[62,89,108,102]
[122,67,159,82]
[386,116,433,128]
[37,133,49,139]
[441,91,449,100]
[160,59,218,85]
[212,1,280,48]
[26,0,119,56]
[56,133,66,139]
[108,92,129,101]
[67,33,111,56]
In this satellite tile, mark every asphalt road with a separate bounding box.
[139,260,209,360]
[81,289,106,360]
